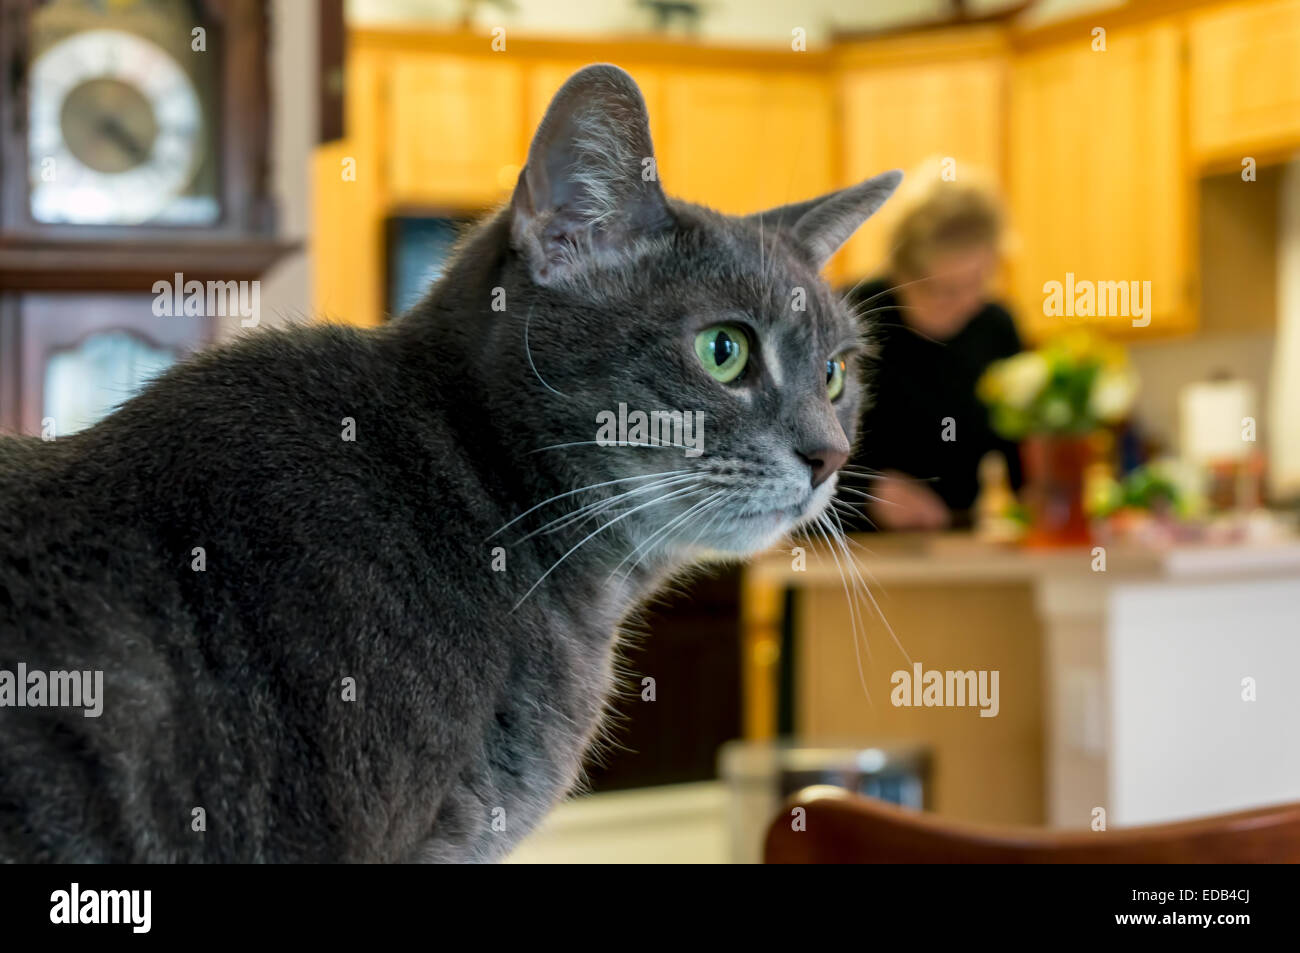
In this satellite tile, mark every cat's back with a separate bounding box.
[0,321,444,642]
[0,321,472,861]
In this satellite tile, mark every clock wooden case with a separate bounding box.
[0,0,293,291]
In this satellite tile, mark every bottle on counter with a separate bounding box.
[975,450,1021,544]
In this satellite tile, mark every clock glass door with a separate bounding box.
[44,328,176,435]
[4,293,206,438]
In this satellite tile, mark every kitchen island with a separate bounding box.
[741,533,1300,827]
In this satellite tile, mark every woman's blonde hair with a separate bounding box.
[886,159,1004,279]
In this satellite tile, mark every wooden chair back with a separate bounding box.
[764,786,1300,863]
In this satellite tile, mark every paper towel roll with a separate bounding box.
[1180,379,1257,464]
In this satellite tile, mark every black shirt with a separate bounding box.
[842,278,1023,528]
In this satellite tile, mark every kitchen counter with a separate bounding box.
[748,533,1300,586]
[741,532,1300,827]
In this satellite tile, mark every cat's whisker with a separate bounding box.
[609,488,727,582]
[836,463,941,488]
[847,301,919,321]
[833,481,880,495]
[841,266,955,312]
[828,498,867,520]
[680,490,736,561]
[516,473,701,542]
[812,512,872,705]
[828,515,881,687]
[512,484,705,612]
[834,485,890,505]
[523,304,570,399]
[832,484,884,501]
[515,474,700,543]
[613,492,720,579]
[847,306,955,348]
[828,507,911,665]
[488,469,691,540]
[828,523,880,570]
[527,439,700,455]
[833,498,880,532]
[833,477,879,490]
[844,264,1000,345]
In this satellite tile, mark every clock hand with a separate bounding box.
[97,115,148,164]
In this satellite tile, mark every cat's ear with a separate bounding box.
[747,170,903,269]
[510,64,672,285]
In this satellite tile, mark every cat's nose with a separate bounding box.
[798,446,849,488]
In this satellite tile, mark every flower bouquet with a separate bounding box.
[978,333,1139,546]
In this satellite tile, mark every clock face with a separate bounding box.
[28,29,214,226]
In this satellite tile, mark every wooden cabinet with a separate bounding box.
[313,44,387,325]
[527,64,832,260]
[528,63,835,266]
[1008,20,1192,339]
[836,30,1007,286]
[529,63,833,256]
[1189,0,1300,166]
[658,69,833,219]
[387,55,525,208]
[320,8,1300,333]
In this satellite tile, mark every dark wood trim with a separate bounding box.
[0,293,21,434]
[829,0,1034,42]
[221,0,275,234]
[0,237,299,292]
[318,0,345,144]
[0,0,31,239]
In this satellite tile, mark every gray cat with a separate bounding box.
[0,64,899,862]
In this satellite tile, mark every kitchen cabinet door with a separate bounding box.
[313,44,388,324]
[658,69,833,223]
[1009,21,1192,339]
[837,54,1005,288]
[387,55,525,208]
[1189,0,1300,166]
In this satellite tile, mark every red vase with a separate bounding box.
[1020,434,1094,547]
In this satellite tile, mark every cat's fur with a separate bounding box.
[0,65,898,862]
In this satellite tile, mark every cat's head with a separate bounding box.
[489,64,899,559]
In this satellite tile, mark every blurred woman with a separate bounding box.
[843,179,1022,531]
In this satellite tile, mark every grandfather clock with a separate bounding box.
[0,0,293,436]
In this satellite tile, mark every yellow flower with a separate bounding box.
[977,364,1002,403]
[996,352,1049,409]
[1058,330,1097,363]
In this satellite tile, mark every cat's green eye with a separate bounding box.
[694,325,750,384]
[826,358,847,401]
